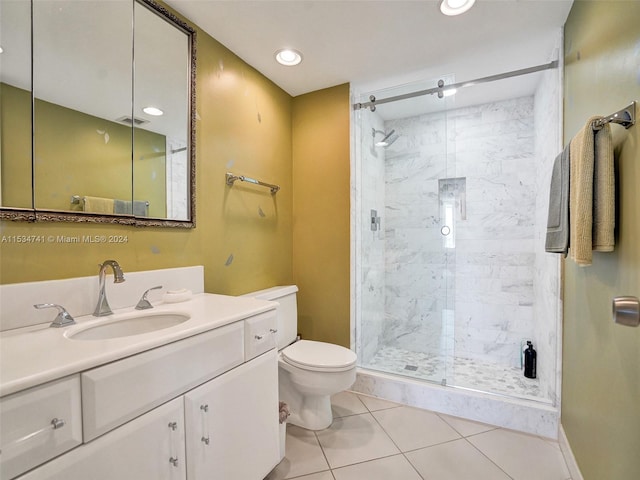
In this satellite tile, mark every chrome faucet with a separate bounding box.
[93,260,125,316]
[135,285,163,310]
[34,303,76,328]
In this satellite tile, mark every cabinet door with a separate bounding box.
[17,397,186,480]
[184,349,279,480]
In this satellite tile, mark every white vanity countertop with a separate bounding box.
[0,293,277,397]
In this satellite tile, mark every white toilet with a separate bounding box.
[244,285,357,430]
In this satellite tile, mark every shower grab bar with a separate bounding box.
[592,101,636,130]
[353,60,559,111]
[225,172,280,194]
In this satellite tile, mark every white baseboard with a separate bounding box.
[559,424,584,480]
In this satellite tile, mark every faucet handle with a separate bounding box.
[135,286,163,310]
[34,304,76,328]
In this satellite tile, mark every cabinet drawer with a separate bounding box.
[244,310,277,361]
[82,322,244,441]
[0,375,82,480]
[16,397,186,480]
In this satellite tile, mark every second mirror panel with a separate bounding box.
[32,0,133,214]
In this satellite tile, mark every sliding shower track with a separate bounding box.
[353,60,558,111]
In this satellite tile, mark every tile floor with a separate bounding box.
[265,391,571,480]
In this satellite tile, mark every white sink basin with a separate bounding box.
[67,313,190,341]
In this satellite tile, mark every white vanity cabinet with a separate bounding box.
[3,305,280,480]
[16,397,186,480]
[81,322,245,441]
[184,349,279,480]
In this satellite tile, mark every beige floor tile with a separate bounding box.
[356,393,401,412]
[287,472,334,480]
[372,406,461,451]
[316,413,400,469]
[406,438,512,480]
[438,413,498,437]
[331,391,368,418]
[265,425,329,480]
[332,454,422,480]
[468,428,571,480]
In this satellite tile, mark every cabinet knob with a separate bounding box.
[201,436,210,445]
[168,422,177,431]
[169,457,179,467]
[254,334,264,340]
[270,328,278,334]
[51,418,65,430]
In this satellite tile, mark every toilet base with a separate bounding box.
[279,369,339,431]
[287,393,333,431]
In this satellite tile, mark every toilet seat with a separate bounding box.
[282,340,357,372]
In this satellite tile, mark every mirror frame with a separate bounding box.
[0,0,197,228]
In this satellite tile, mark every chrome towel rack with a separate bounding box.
[225,172,280,194]
[592,101,636,130]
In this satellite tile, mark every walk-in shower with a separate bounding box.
[351,58,563,437]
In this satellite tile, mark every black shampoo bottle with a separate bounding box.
[524,341,537,379]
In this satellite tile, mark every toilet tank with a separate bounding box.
[242,285,299,350]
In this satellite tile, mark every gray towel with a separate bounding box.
[113,199,149,217]
[545,145,570,255]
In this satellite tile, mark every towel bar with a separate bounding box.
[592,101,636,130]
[71,195,149,207]
[225,172,280,194]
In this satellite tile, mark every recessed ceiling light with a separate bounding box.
[440,0,476,16]
[143,106,164,116]
[275,48,303,66]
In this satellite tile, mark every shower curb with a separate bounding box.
[352,368,559,439]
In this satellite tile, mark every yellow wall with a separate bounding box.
[0,22,294,297]
[3,83,168,217]
[292,84,351,348]
[0,83,32,209]
[562,2,640,479]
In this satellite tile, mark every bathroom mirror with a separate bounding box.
[0,0,196,227]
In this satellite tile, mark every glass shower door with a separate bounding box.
[355,77,457,386]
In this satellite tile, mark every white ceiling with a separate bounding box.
[166,0,574,98]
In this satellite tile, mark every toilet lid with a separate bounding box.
[282,340,357,372]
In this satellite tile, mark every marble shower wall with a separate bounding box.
[355,108,387,365]
[381,95,558,401]
[383,111,452,358]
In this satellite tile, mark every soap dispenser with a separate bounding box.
[524,341,537,379]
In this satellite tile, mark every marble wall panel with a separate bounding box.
[383,95,540,383]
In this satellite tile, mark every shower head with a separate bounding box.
[372,128,400,148]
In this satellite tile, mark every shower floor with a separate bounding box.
[365,346,542,400]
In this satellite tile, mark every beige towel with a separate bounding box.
[569,117,615,266]
[83,196,114,214]
[592,123,615,251]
